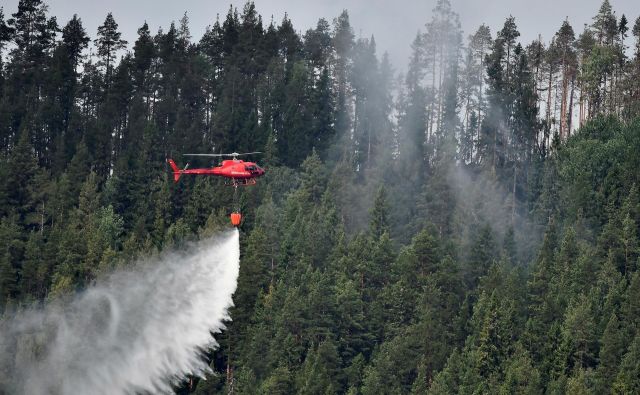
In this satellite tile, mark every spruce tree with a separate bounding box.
[369,186,389,239]
[596,313,625,393]
[612,333,640,394]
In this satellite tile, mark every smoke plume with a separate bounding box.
[0,229,240,395]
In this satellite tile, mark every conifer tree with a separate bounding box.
[612,333,640,394]
[369,186,389,239]
[596,313,625,393]
[62,14,89,73]
[8,0,56,63]
[0,8,13,68]
[95,12,127,80]
[332,10,354,152]
[499,344,542,395]
[5,129,38,224]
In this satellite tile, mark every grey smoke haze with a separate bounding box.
[26,0,639,72]
[0,230,240,395]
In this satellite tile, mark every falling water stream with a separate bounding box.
[0,229,240,395]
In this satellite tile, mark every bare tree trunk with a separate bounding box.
[492,124,497,175]
[512,163,517,225]
[578,79,585,128]
[227,334,234,394]
[428,40,437,139]
[560,76,567,139]
[476,68,483,164]
[473,40,489,164]
[40,202,45,234]
[438,42,444,133]
[602,74,607,115]
[506,44,511,85]
[559,52,569,139]
[568,75,576,134]
[365,100,371,168]
[463,94,471,132]
[546,65,553,129]
[353,96,359,160]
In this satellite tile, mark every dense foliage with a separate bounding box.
[2,0,640,393]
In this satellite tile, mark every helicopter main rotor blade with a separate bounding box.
[183,152,263,157]
[183,154,227,157]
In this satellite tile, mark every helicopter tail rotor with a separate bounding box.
[167,159,182,182]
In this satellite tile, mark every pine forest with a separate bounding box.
[2,0,640,393]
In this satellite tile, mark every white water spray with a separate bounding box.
[0,229,240,395]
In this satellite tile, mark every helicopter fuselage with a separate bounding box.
[167,159,265,183]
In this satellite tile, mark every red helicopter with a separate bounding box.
[167,152,265,226]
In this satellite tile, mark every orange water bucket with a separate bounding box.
[230,212,242,227]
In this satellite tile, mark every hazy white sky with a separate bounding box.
[10,0,639,71]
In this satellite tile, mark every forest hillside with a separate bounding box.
[1,0,640,393]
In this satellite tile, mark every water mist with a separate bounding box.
[0,229,240,395]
